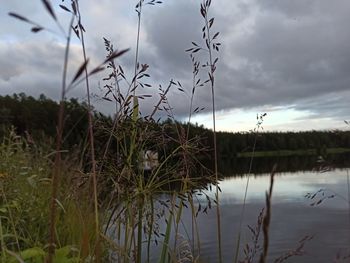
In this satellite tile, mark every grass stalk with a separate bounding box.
[47,15,74,263]
[136,197,144,263]
[189,196,201,254]
[74,1,100,257]
[234,128,258,262]
[201,1,222,261]
[132,0,142,120]
[124,206,130,263]
[97,43,123,175]
[234,114,265,263]
[0,186,20,251]
[134,1,142,85]
[158,194,175,263]
[0,217,6,263]
[146,197,155,263]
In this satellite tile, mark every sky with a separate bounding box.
[1,0,350,132]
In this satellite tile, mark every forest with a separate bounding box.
[1,93,350,160]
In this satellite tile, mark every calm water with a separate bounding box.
[111,155,350,262]
[178,168,350,262]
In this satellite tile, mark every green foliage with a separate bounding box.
[217,130,350,157]
[4,93,349,163]
[0,94,112,149]
[0,129,104,261]
[0,129,51,248]
[5,246,79,263]
[52,246,79,263]
[8,247,46,263]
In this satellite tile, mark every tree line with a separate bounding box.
[0,93,111,148]
[215,130,350,158]
[1,93,350,159]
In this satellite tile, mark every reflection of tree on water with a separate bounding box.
[217,153,350,177]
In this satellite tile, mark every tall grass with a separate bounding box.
[73,1,100,249]
[47,11,74,263]
[186,1,222,261]
[234,113,266,263]
[2,1,285,263]
[5,0,213,262]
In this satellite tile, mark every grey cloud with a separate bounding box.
[212,0,350,112]
[293,90,350,120]
[143,0,201,79]
[256,0,317,18]
[1,0,350,129]
[0,40,97,101]
[257,0,350,20]
[118,0,350,123]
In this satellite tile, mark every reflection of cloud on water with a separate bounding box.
[196,169,350,208]
[145,169,350,262]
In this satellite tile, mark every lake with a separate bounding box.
[188,168,350,262]
[152,155,350,262]
[109,154,350,262]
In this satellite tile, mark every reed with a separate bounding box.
[73,0,100,250]
[234,113,266,263]
[186,0,223,261]
[47,12,74,263]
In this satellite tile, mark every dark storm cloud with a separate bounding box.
[1,0,350,127]
[0,40,102,101]
[293,90,350,120]
[219,0,350,110]
[143,1,201,78]
[0,41,63,98]
[141,0,350,121]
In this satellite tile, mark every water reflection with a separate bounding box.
[187,168,350,262]
[218,152,350,176]
[128,154,350,262]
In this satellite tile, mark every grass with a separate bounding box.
[2,0,341,262]
[0,128,84,262]
[237,147,350,158]
[186,0,222,261]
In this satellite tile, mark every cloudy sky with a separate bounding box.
[1,0,350,132]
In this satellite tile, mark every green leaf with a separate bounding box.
[8,247,46,263]
[158,211,173,263]
[53,246,79,263]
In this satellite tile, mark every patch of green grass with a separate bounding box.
[237,148,350,157]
